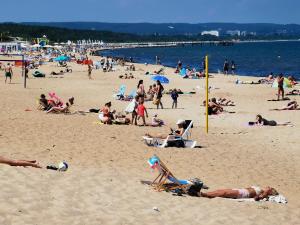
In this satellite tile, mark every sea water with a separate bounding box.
[100,41,300,79]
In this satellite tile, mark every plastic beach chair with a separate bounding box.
[147,155,192,192]
[113,85,126,99]
[143,120,197,148]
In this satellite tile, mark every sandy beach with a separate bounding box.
[0,57,299,225]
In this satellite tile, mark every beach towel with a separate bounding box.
[180,68,187,77]
[230,194,287,204]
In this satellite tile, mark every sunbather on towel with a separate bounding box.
[271,101,298,111]
[0,156,42,168]
[145,119,185,139]
[287,89,300,95]
[217,98,235,106]
[199,186,278,200]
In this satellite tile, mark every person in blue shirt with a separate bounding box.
[171,89,179,109]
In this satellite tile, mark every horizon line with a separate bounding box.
[0,21,300,26]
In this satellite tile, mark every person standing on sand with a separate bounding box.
[277,73,285,100]
[156,80,164,109]
[137,98,148,126]
[88,64,93,79]
[231,61,236,75]
[223,59,229,75]
[4,63,13,83]
[171,89,179,109]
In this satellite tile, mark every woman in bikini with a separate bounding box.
[0,156,42,168]
[272,101,298,111]
[199,186,278,200]
[137,80,145,97]
[99,102,115,124]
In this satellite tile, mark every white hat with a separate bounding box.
[176,119,185,125]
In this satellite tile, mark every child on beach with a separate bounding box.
[131,96,139,125]
[88,64,93,79]
[277,74,285,100]
[137,98,148,126]
[171,89,179,109]
[151,114,164,127]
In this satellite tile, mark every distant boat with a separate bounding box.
[168,26,174,29]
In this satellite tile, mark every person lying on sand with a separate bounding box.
[257,74,275,84]
[248,115,291,126]
[145,119,185,139]
[0,156,42,168]
[50,70,64,76]
[217,98,235,106]
[119,73,134,79]
[286,89,300,96]
[271,101,299,111]
[199,186,278,200]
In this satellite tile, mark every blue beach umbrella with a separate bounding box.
[54,56,70,62]
[151,75,170,84]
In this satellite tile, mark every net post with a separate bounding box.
[205,55,209,133]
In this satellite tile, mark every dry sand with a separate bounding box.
[0,57,299,225]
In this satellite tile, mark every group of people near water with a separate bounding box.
[223,59,236,75]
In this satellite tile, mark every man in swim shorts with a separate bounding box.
[4,63,13,83]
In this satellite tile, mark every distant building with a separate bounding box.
[0,41,27,52]
[201,30,219,37]
[226,30,241,36]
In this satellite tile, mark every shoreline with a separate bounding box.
[96,40,300,79]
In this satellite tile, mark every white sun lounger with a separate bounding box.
[143,120,197,148]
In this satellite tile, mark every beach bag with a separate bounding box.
[167,139,185,148]
[153,98,160,105]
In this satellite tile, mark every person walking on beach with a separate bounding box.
[131,96,139,125]
[202,57,206,72]
[156,80,164,109]
[231,61,236,75]
[137,98,148,126]
[171,89,179,109]
[4,63,13,83]
[223,59,229,75]
[277,73,285,100]
[88,64,93,79]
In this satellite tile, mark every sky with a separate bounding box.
[0,0,299,24]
